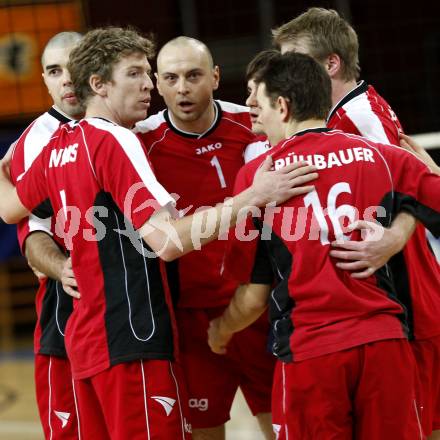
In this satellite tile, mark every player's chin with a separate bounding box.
[61,102,82,117]
[135,107,149,121]
[178,110,200,121]
[251,122,265,135]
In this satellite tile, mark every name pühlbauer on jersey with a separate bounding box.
[273,146,375,170]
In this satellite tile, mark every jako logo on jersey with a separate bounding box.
[49,143,78,168]
[54,411,70,428]
[151,396,176,416]
[188,398,208,411]
[195,142,222,155]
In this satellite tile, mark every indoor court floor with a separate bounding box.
[0,351,266,440]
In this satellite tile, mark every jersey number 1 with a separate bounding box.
[210,155,227,188]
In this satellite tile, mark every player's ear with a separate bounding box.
[278,96,291,122]
[324,53,341,78]
[89,74,107,97]
[212,65,220,91]
[155,72,164,97]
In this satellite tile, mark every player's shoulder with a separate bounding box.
[217,100,249,115]
[341,84,392,121]
[84,118,143,149]
[244,137,271,163]
[133,110,167,134]
[16,111,60,146]
[10,110,66,172]
[218,100,252,128]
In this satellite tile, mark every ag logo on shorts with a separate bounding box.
[188,398,208,411]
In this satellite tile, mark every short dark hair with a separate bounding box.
[68,27,155,105]
[254,52,332,122]
[245,49,279,82]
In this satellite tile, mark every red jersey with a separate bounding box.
[234,128,440,362]
[9,107,72,356]
[16,118,177,379]
[327,81,403,144]
[135,100,269,308]
[328,81,440,340]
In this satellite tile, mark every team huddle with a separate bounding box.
[1,7,440,440]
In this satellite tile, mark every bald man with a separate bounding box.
[135,36,275,440]
[9,31,83,439]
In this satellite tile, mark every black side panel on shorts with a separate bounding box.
[39,278,73,357]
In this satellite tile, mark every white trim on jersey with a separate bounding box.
[217,99,249,114]
[222,116,254,136]
[23,113,61,170]
[327,81,366,123]
[28,214,52,237]
[13,111,62,237]
[134,111,167,134]
[168,103,219,139]
[244,140,271,163]
[341,94,391,144]
[86,118,175,210]
[147,128,171,155]
[55,282,65,337]
[77,122,98,181]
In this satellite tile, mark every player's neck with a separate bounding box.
[331,78,358,107]
[169,101,217,135]
[85,101,131,128]
[285,119,326,138]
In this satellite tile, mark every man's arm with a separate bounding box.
[0,155,30,223]
[25,233,80,298]
[25,232,66,280]
[208,283,271,354]
[330,138,440,278]
[141,156,318,261]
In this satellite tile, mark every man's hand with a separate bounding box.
[207,317,234,355]
[61,257,80,299]
[399,133,440,175]
[250,156,318,206]
[330,220,404,279]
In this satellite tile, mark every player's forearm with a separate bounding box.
[25,232,67,281]
[388,212,417,254]
[143,158,318,261]
[148,188,260,261]
[0,186,29,223]
[219,283,271,335]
